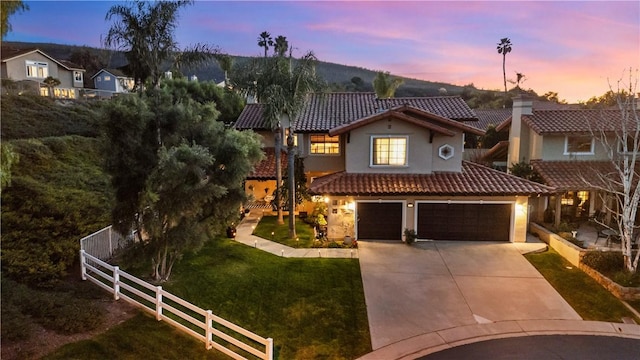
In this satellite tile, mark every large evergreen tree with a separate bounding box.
[103,80,263,281]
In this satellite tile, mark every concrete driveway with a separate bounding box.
[358,241,581,350]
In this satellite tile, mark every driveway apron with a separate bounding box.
[358,241,581,350]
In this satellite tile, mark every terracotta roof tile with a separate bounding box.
[309,161,555,196]
[247,147,288,179]
[473,109,512,131]
[523,109,625,134]
[236,93,478,132]
[235,104,268,130]
[530,160,617,191]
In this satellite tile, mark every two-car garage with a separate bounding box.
[356,201,513,242]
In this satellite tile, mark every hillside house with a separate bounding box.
[235,93,554,242]
[0,47,85,99]
[91,68,134,97]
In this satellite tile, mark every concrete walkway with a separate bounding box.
[234,211,358,259]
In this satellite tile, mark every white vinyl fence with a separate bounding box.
[79,225,134,261]
[79,229,273,360]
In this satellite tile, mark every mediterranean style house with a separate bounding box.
[0,47,85,99]
[91,68,135,97]
[496,96,632,226]
[235,93,554,243]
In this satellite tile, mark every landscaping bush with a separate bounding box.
[558,232,585,248]
[582,251,624,273]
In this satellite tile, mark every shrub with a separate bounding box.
[404,228,417,245]
[582,251,624,273]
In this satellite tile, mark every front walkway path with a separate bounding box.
[234,210,358,259]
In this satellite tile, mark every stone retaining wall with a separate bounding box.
[530,223,640,301]
[579,264,640,301]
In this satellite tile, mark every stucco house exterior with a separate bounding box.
[497,96,632,226]
[91,68,135,97]
[0,47,85,99]
[236,93,554,243]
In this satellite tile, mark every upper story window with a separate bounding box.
[371,136,407,166]
[103,75,111,81]
[310,134,339,155]
[73,71,83,82]
[564,135,594,155]
[26,60,48,78]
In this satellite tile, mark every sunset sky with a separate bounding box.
[5,1,639,103]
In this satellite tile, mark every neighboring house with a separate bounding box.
[91,68,134,97]
[498,95,629,225]
[0,47,85,99]
[235,92,554,243]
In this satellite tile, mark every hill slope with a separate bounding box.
[2,41,471,97]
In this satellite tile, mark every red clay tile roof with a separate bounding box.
[309,161,555,196]
[523,109,625,134]
[530,160,616,191]
[247,147,288,179]
[235,93,478,132]
[473,109,512,131]
[328,105,485,137]
[496,109,627,135]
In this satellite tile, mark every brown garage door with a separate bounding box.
[357,202,403,240]
[417,203,511,241]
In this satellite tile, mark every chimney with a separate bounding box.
[507,95,533,171]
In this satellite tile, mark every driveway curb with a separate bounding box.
[357,320,640,360]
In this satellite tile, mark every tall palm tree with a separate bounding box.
[257,31,273,58]
[497,37,512,94]
[372,71,403,98]
[104,0,215,92]
[273,35,288,57]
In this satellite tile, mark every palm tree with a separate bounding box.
[257,31,273,58]
[274,35,288,57]
[497,38,512,93]
[1,0,29,39]
[104,0,215,92]
[372,71,403,98]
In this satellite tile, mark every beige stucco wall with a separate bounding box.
[320,194,529,243]
[299,133,346,173]
[539,134,610,161]
[343,118,462,174]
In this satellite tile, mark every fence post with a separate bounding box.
[266,338,274,360]
[113,266,120,300]
[80,250,87,281]
[108,226,113,258]
[205,310,213,350]
[156,286,163,321]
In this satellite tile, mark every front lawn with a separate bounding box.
[253,215,316,247]
[46,238,371,359]
[525,248,638,322]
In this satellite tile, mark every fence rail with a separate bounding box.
[79,228,273,360]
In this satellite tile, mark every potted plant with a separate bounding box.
[404,228,417,245]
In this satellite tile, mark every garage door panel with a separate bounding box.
[357,202,402,240]
[417,203,511,241]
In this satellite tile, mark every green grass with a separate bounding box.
[628,300,640,313]
[252,215,317,247]
[525,248,639,322]
[46,238,371,359]
[43,312,228,360]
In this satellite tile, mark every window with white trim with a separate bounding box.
[103,75,111,81]
[73,71,83,82]
[371,136,407,166]
[310,134,339,154]
[564,135,594,155]
[26,60,48,78]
